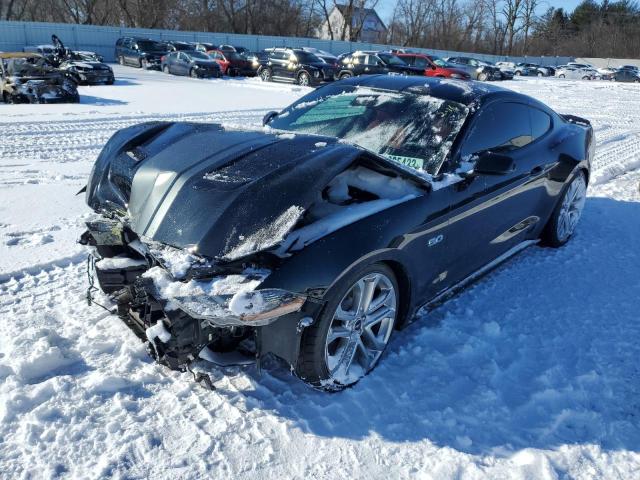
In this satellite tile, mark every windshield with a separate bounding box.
[4,57,56,76]
[186,51,210,60]
[226,52,243,61]
[378,53,407,66]
[269,86,468,175]
[294,51,321,63]
[137,40,167,51]
[429,56,450,68]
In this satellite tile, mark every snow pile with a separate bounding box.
[145,321,171,343]
[326,166,422,203]
[142,265,270,320]
[95,254,147,270]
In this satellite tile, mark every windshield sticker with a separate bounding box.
[384,154,425,170]
[293,95,366,125]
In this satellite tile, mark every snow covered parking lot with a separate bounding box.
[0,66,639,479]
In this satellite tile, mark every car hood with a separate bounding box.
[64,61,111,70]
[86,122,382,260]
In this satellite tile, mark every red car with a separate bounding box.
[207,49,256,77]
[397,53,470,80]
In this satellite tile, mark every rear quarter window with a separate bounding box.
[529,108,552,140]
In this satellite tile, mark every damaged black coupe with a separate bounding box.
[0,52,79,104]
[81,76,593,391]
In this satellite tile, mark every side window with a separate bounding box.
[178,52,187,62]
[529,107,551,140]
[413,57,427,68]
[462,102,533,157]
[364,55,377,66]
[354,55,366,65]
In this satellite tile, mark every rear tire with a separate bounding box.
[296,263,400,391]
[541,170,587,247]
[190,68,198,78]
[478,72,488,81]
[559,74,565,78]
[339,72,352,80]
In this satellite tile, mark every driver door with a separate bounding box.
[442,100,552,285]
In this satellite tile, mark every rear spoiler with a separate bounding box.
[561,114,591,127]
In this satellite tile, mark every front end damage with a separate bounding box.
[80,121,426,373]
[80,218,319,370]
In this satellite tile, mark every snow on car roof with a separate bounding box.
[336,74,517,106]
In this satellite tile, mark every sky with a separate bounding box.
[376,0,585,24]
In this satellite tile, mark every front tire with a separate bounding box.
[339,72,352,80]
[162,65,169,74]
[259,67,272,82]
[541,170,587,247]
[296,263,399,391]
[297,71,311,86]
[478,72,488,81]
[190,68,198,78]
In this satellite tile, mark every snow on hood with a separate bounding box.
[88,122,429,262]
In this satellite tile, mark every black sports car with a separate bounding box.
[80,76,593,391]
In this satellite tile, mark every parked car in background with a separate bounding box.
[337,51,423,79]
[397,53,470,79]
[193,43,218,53]
[161,51,221,78]
[618,64,639,72]
[445,56,503,80]
[50,35,114,85]
[257,47,337,86]
[612,68,640,82]
[218,45,249,56]
[166,41,196,52]
[115,37,171,69]
[0,52,79,104]
[495,61,519,76]
[596,66,616,80]
[555,65,596,80]
[208,49,255,76]
[299,47,339,65]
[23,44,56,63]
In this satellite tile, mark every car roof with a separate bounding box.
[335,74,527,106]
[0,52,43,59]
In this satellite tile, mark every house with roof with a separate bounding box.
[318,4,388,43]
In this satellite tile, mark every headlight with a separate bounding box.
[173,289,306,326]
[450,73,463,79]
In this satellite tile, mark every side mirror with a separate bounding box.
[262,111,279,125]
[473,151,516,175]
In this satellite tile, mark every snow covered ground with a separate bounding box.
[0,67,639,479]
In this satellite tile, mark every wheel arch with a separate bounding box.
[380,258,413,329]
